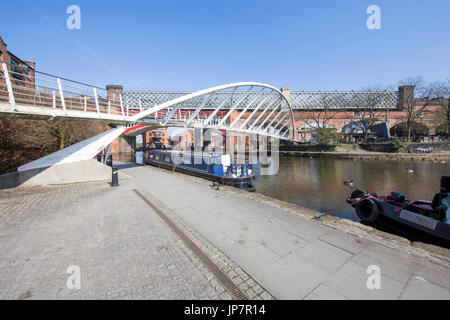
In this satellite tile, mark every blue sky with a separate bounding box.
[1,0,449,91]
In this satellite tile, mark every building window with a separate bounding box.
[10,57,25,80]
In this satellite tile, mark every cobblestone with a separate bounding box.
[254,285,264,294]
[246,288,256,298]
[0,181,224,299]
[232,277,243,286]
[238,282,249,291]
[261,291,275,300]
[219,291,233,300]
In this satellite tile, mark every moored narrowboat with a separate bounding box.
[145,149,257,191]
[346,176,450,248]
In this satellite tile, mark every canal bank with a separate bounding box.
[120,164,449,299]
[280,151,450,162]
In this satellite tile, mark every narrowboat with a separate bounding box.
[145,149,257,191]
[346,176,450,248]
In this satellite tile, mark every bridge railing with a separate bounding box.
[0,60,127,119]
[0,61,296,140]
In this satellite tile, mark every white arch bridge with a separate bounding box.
[0,61,296,141]
[0,61,397,171]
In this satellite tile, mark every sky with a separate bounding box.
[1,0,449,91]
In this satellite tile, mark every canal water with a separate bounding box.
[255,157,450,221]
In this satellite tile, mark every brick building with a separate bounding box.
[144,129,169,148]
[0,36,35,89]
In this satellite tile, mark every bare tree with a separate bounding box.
[305,94,340,129]
[398,76,434,142]
[299,93,341,144]
[431,80,450,134]
[0,118,107,173]
[345,91,386,141]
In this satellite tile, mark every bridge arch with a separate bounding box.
[126,82,296,140]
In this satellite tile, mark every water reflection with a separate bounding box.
[255,157,450,221]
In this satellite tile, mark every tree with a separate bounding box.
[344,91,386,142]
[0,119,24,173]
[0,118,106,174]
[431,80,450,134]
[299,93,341,144]
[398,77,434,142]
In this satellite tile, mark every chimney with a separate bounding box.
[281,86,290,100]
[106,84,123,103]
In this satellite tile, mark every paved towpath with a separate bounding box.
[121,164,450,300]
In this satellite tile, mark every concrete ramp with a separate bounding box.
[18,126,126,172]
[0,159,130,190]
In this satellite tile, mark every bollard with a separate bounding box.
[111,166,119,187]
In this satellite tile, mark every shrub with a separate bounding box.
[316,128,339,145]
[393,139,404,153]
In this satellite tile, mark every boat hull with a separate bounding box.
[144,151,256,191]
[348,195,450,247]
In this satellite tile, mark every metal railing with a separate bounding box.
[0,61,297,140]
[0,60,126,119]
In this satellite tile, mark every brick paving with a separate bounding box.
[0,181,232,299]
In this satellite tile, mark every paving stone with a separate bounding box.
[219,291,233,300]
[399,276,450,300]
[304,283,347,300]
[232,277,243,286]
[324,261,404,300]
[246,288,256,298]
[260,291,273,300]
[253,285,264,294]
[238,282,249,291]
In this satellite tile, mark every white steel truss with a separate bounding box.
[0,61,296,140]
[0,59,399,142]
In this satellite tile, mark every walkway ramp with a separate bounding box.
[18,126,126,172]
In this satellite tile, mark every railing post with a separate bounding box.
[52,90,56,108]
[108,100,111,114]
[57,78,66,111]
[84,96,87,112]
[93,88,100,115]
[2,62,16,109]
[119,94,125,118]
